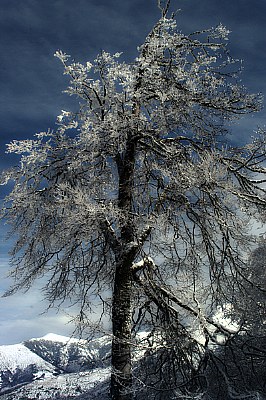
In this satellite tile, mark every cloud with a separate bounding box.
[0,251,75,344]
[0,257,111,345]
[0,283,78,345]
[0,314,76,345]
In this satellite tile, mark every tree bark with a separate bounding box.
[111,137,137,400]
[111,258,133,400]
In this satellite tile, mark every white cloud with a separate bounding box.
[0,275,77,345]
[0,313,76,345]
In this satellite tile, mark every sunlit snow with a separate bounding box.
[0,344,55,374]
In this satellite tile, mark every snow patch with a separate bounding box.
[0,344,55,373]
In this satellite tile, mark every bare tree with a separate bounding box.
[1,4,266,399]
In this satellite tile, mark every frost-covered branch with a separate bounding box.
[1,9,266,400]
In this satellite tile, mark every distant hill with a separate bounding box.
[0,333,111,399]
[0,331,159,399]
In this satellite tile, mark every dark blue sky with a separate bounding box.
[0,0,265,344]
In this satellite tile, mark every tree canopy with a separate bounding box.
[1,4,266,399]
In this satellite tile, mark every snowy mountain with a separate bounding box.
[0,342,57,394]
[0,332,155,399]
[0,333,112,399]
[24,333,111,373]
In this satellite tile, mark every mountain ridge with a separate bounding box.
[0,333,111,399]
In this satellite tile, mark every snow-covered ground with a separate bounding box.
[0,367,110,400]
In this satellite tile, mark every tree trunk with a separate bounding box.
[111,258,133,400]
[111,137,136,399]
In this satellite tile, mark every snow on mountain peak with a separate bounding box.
[39,333,80,343]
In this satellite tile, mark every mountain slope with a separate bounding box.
[0,368,110,400]
[0,343,58,394]
[24,333,111,373]
[0,332,153,399]
[0,333,112,398]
